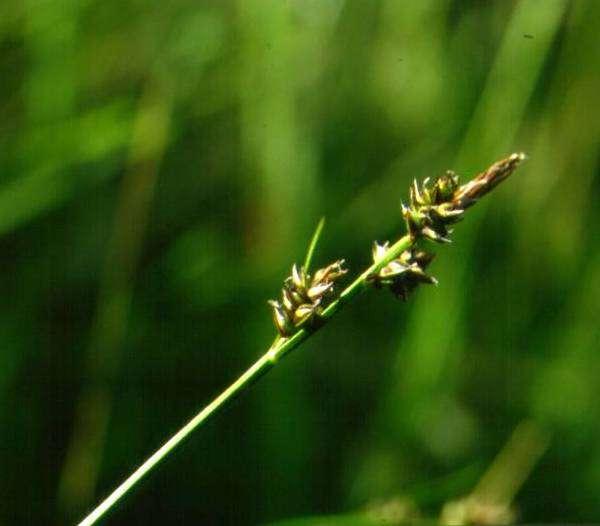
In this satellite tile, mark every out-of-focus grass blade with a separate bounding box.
[457,0,569,166]
[237,0,325,516]
[0,103,132,237]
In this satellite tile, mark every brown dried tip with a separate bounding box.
[453,152,527,210]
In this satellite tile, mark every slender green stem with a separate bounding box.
[78,352,275,526]
[80,152,525,525]
[303,217,326,273]
[78,234,414,525]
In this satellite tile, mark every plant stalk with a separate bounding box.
[80,152,526,524]
[78,234,414,526]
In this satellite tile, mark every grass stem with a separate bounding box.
[78,234,414,525]
[79,153,524,525]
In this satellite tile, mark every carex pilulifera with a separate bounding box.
[270,153,526,334]
[79,153,526,526]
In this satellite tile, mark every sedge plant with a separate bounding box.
[79,153,526,525]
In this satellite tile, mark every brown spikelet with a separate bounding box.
[452,152,526,210]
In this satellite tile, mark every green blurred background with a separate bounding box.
[1,0,599,524]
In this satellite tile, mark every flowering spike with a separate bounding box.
[269,258,347,336]
[369,245,437,300]
[398,154,523,245]
[271,154,524,333]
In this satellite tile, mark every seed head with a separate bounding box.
[269,260,347,336]
[370,242,437,301]
[402,153,525,243]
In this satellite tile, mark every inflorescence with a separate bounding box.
[270,153,526,336]
[369,242,437,300]
[269,261,347,336]
[78,152,527,526]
